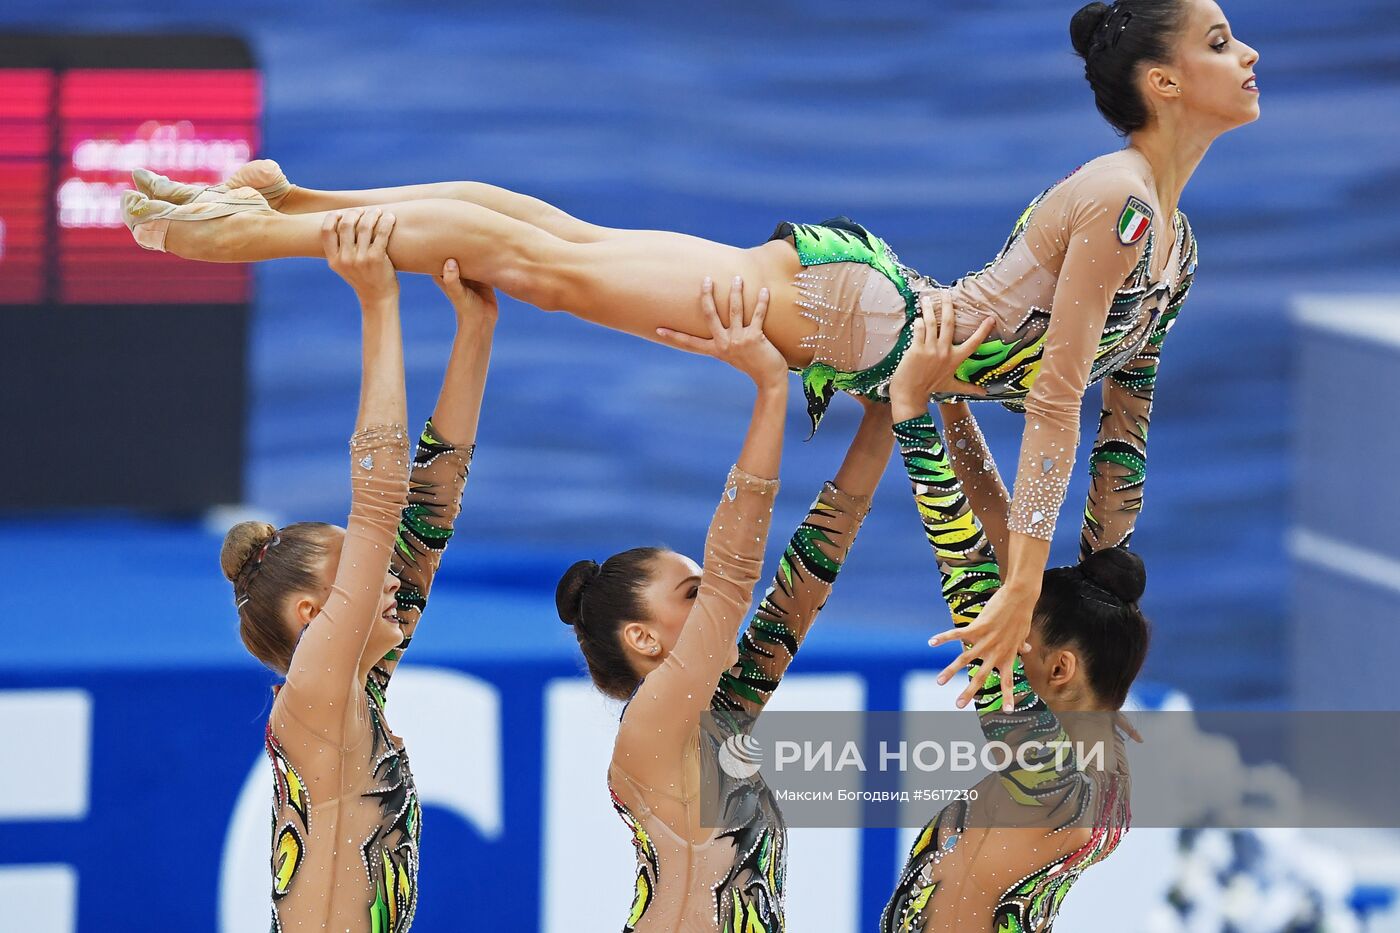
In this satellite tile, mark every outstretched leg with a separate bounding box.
[280,181,623,244]
[166,199,814,363]
[143,160,634,244]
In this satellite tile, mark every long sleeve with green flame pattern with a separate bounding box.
[883,411,1131,933]
[711,481,871,715]
[894,413,1076,790]
[369,420,474,694]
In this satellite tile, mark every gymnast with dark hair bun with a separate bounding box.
[553,280,982,931]
[879,298,1153,933]
[128,0,1259,716]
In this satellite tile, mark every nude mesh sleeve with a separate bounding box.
[1007,169,1151,541]
[281,423,411,733]
[1080,216,1196,558]
[374,420,474,689]
[616,466,779,763]
[941,413,1012,561]
[712,481,871,715]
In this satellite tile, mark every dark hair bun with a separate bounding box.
[1080,546,1146,604]
[555,559,600,626]
[1070,2,1113,58]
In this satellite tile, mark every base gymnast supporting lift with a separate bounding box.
[877,311,1153,932]
[218,210,492,933]
[553,280,981,931]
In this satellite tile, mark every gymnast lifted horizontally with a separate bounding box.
[132,0,1257,708]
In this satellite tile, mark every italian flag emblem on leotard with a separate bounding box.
[1117,197,1153,245]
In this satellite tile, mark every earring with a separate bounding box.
[649,645,659,654]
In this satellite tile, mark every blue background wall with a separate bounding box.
[4,1,1400,930]
[7,0,1398,705]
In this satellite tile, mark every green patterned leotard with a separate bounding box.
[880,412,1130,933]
[265,422,473,933]
[773,149,1196,549]
[609,476,872,932]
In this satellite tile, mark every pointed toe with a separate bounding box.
[121,189,150,226]
[122,190,175,250]
[130,167,208,205]
[226,159,292,208]
[122,187,267,255]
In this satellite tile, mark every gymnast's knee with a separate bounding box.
[496,260,569,311]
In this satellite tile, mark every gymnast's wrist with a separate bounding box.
[453,311,496,342]
[454,299,497,323]
[937,400,972,422]
[1000,568,1043,595]
[357,291,399,315]
[888,390,928,424]
[752,370,789,394]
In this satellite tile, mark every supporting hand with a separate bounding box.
[322,208,398,305]
[426,257,496,448]
[435,258,499,328]
[656,276,787,389]
[889,291,994,422]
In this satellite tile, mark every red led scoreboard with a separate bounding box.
[0,68,51,303]
[0,35,258,510]
[57,68,260,303]
[0,48,258,303]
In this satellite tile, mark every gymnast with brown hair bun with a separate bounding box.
[220,207,494,933]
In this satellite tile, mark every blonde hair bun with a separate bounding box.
[220,520,278,582]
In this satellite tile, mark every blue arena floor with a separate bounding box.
[6,1,1400,706]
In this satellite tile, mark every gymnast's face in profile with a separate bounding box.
[287,525,406,666]
[1017,622,1107,712]
[1017,625,1066,706]
[1162,0,1261,130]
[623,550,703,663]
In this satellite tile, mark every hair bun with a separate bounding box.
[555,559,601,626]
[220,520,279,583]
[1070,1,1113,58]
[1080,546,1146,604]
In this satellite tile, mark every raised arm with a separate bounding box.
[373,262,497,690]
[1005,167,1152,551]
[927,168,1152,710]
[618,278,787,767]
[937,400,1011,561]
[712,401,890,714]
[893,413,1076,805]
[1081,214,1196,558]
[283,209,410,723]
